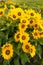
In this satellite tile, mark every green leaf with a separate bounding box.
[3,60,10,65]
[20,53,30,65]
[36,44,42,59]
[14,57,20,65]
[38,38,43,45]
[14,43,22,56]
[17,42,22,49]
[13,19,20,26]
[40,59,43,65]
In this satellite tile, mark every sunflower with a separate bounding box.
[20,18,29,25]
[35,13,41,20]
[29,45,36,57]
[38,20,43,30]
[26,9,36,18]
[10,5,15,9]
[39,31,43,38]
[22,42,31,53]
[2,43,13,60]
[0,2,7,10]
[18,23,28,32]
[10,9,18,20]
[25,10,30,19]
[0,8,5,17]
[29,19,35,27]
[15,8,25,18]
[20,32,30,43]
[34,23,39,29]
[14,31,20,42]
[32,30,40,39]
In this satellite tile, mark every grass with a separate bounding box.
[3,0,43,5]
[11,0,43,5]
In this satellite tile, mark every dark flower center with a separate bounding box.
[35,24,38,27]
[17,34,20,38]
[6,50,10,55]
[18,12,21,16]
[40,32,43,35]
[22,20,26,23]
[22,35,26,40]
[40,33,42,35]
[31,13,34,16]
[30,20,33,24]
[0,11,3,15]
[21,24,25,28]
[13,15,16,18]
[25,45,29,49]
[34,32,38,36]
[30,48,33,53]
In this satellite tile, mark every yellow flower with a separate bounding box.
[25,10,30,19]
[2,43,13,60]
[32,30,40,39]
[15,8,25,18]
[18,23,28,32]
[20,32,30,43]
[35,13,41,20]
[14,31,20,42]
[38,20,43,30]
[10,5,15,9]
[26,9,36,18]
[22,42,31,53]
[34,23,39,29]
[0,2,7,10]
[29,45,36,57]
[29,19,35,27]
[20,18,29,25]
[10,9,18,20]
[0,8,5,17]
[39,31,43,38]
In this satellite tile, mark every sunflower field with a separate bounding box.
[0,0,43,65]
